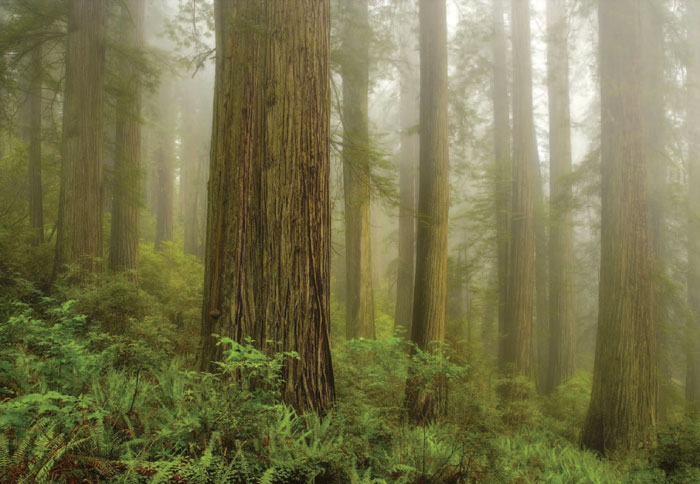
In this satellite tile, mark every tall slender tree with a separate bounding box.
[154,81,174,251]
[23,46,43,246]
[581,0,657,453]
[199,0,335,412]
[394,7,418,334]
[492,0,511,358]
[545,0,575,393]
[54,0,106,277]
[341,0,375,340]
[685,0,700,414]
[500,0,537,388]
[405,0,450,423]
[109,0,144,273]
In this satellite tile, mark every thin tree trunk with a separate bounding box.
[54,0,106,278]
[341,0,375,340]
[500,0,536,393]
[109,0,143,274]
[154,82,174,251]
[581,0,657,453]
[685,0,700,414]
[405,0,450,423]
[492,0,511,365]
[199,0,335,413]
[24,46,43,245]
[545,0,575,393]
[395,9,418,335]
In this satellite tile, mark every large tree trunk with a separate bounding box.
[404,0,450,423]
[394,8,418,335]
[544,0,575,393]
[198,0,335,413]
[685,0,700,414]
[24,46,43,246]
[500,0,536,389]
[341,0,375,340]
[154,82,174,251]
[54,0,106,278]
[581,0,657,453]
[492,0,511,359]
[109,0,143,273]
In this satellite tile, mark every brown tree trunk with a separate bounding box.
[109,0,143,274]
[581,0,657,454]
[154,82,174,251]
[492,0,511,362]
[199,0,335,413]
[404,0,450,423]
[685,0,700,414]
[500,0,536,390]
[24,46,43,246]
[394,10,418,335]
[341,0,375,340]
[545,0,575,393]
[54,0,106,278]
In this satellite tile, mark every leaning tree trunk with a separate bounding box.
[341,0,375,340]
[581,0,657,454]
[394,8,419,335]
[492,0,511,361]
[109,0,143,273]
[404,0,450,424]
[23,46,43,246]
[545,0,575,393]
[54,0,106,278]
[199,0,335,413]
[685,0,700,415]
[500,0,536,393]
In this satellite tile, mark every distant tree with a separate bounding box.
[154,80,174,251]
[199,0,335,412]
[581,0,657,453]
[109,0,144,273]
[500,0,537,390]
[405,0,450,423]
[341,0,375,340]
[22,46,43,246]
[492,0,511,361]
[394,4,418,335]
[545,0,575,393]
[54,0,107,277]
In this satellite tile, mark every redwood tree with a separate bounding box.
[582,0,657,453]
[109,0,143,273]
[54,0,106,277]
[341,0,375,340]
[405,0,450,423]
[198,0,335,412]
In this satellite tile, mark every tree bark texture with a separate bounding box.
[154,81,175,251]
[199,0,335,413]
[405,0,450,423]
[109,0,143,273]
[54,0,106,277]
[545,0,575,393]
[581,0,657,454]
[341,0,375,340]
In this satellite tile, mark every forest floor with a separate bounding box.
[0,239,697,484]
